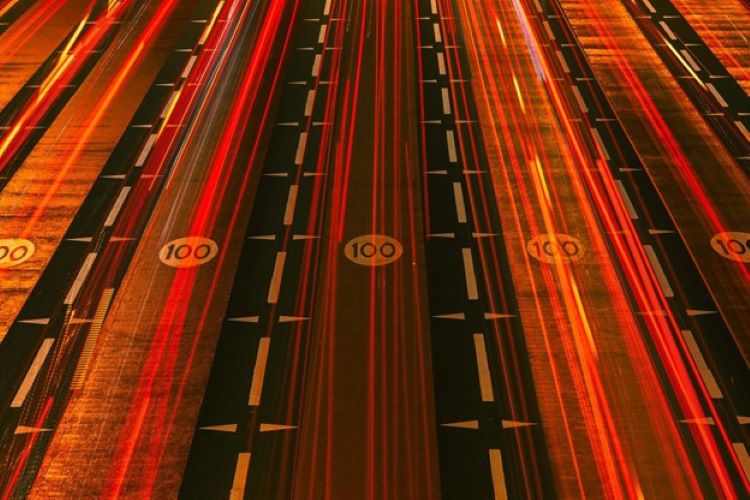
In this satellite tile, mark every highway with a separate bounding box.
[0,0,748,498]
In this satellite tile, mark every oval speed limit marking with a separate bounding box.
[345,234,403,266]
[711,232,750,263]
[0,239,35,268]
[159,236,218,268]
[526,233,584,264]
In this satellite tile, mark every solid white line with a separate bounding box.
[682,330,722,399]
[304,89,316,117]
[294,132,308,165]
[473,334,494,401]
[104,186,131,227]
[489,449,508,500]
[644,245,674,298]
[733,442,750,483]
[441,87,451,114]
[453,182,467,223]
[462,248,478,300]
[312,54,322,77]
[283,185,299,226]
[11,338,54,408]
[446,130,457,162]
[433,23,442,43]
[135,134,157,167]
[230,452,251,499]
[268,252,287,303]
[65,253,97,305]
[248,338,270,405]
[437,52,446,75]
[616,180,638,219]
[318,24,327,44]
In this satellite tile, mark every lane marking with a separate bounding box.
[182,55,197,78]
[441,87,451,114]
[71,288,114,390]
[680,49,701,73]
[658,21,677,41]
[430,0,437,14]
[453,182,467,223]
[294,132,308,165]
[571,85,588,113]
[643,245,674,297]
[311,54,322,77]
[135,134,157,167]
[706,83,728,108]
[641,0,657,14]
[65,253,97,304]
[267,252,287,303]
[437,52,446,75]
[615,180,638,219]
[230,453,251,500]
[323,0,332,16]
[283,185,299,226]
[446,130,458,162]
[590,127,610,160]
[11,338,55,408]
[104,186,131,227]
[732,442,750,483]
[473,334,494,401]
[248,338,270,405]
[433,23,442,43]
[682,330,722,399]
[318,24,327,44]
[489,450,508,500]
[462,248,479,300]
[556,50,570,73]
[304,89,316,117]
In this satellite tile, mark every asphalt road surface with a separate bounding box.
[0,0,748,498]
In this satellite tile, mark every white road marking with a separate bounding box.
[642,0,657,14]
[312,54,322,77]
[437,52,446,75]
[181,55,197,78]
[65,252,97,305]
[323,0,332,16]
[659,21,677,40]
[453,182,467,223]
[680,49,701,73]
[590,127,610,160]
[230,453,251,500]
[318,24,327,44]
[441,87,451,114]
[71,288,114,390]
[248,338,270,405]
[433,23,442,43]
[732,442,750,483]
[682,330,722,399]
[446,130,458,162]
[644,245,674,297]
[706,83,728,108]
[556,50,570,73]
[283,185,299,226]
[304,89,316,117]
[294,132,308,165]
[430,0,437,14]
[135,134,157,167]
[571,85,588,113]
[489,449,508,500]
[615,180,638,219]
[268,252,287,303]
[161,92,180,119]
[462,248,479,300]
[473,334,494,401]
[11,338,54,408]
[104,186,131,227]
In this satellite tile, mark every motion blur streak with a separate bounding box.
[102,0,292,496]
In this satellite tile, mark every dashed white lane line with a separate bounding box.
[304,89,316,117]
[181,54,197,79]
[283,184,299,226]
[318,24,327,44]
[556,50,570,73]
[590,127,610,160]
[571,85,587,113]
[680,49,701,73]
[248,338,271,406]
[104,186,131,227]
[473,333,494,402]
[312,54,322,77]
[453,182,467,223]
[462,248,479,300]
[230,452,251,499]
[735,121,750,142]
[681,329,722,399]
[441,87,451,114]
[294,132,308,165]
[430,0,437,15]
[267,251,287,304]
[489,449,509,500]
[323,0,332,16]
[11,338,55,408]
[135,134,157,167]
[658,21,677,41]
[644,245,674,298]
[706,82,729,108]
[615,180,638,220]
[446,130,457,162]
[65,252,98,305]
[437,52,446,75]
[161,91,180,119]
[733,442,750,483]
[642,0,657,14]
[433,23,442,43]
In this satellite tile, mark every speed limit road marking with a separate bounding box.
[0,239,35,268]
[526,233,584,264]
[159,236,218,268]
[345,234,403,266]
[711,232,750,263]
